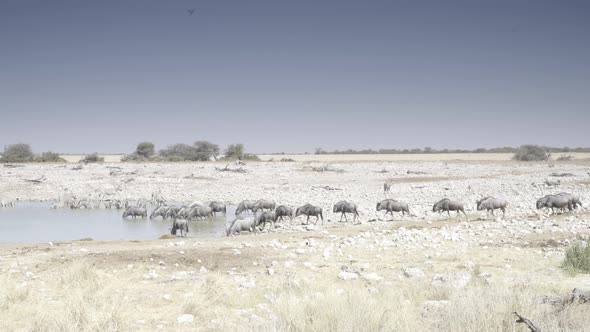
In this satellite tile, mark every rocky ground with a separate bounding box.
[1,159,590,331]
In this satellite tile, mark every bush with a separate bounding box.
[242,153,261,161]
[557,154,574,161]
[193,141,220,161]
[34,152,66,163]
[512,145,551,161]
[224,144,244,159]
[561,240,590,276]
[80,154,104,164]
[136,142,155,158]
[1,143,34,162]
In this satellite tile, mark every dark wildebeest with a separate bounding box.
[171,219,189,237]
[295,204,324,225]
[376,199,409,219]
[384,183,391,192]
[150,205,169,220]
[432,198,467,217]
[333,201,360,223]
[252,199,276,213]
[536,194,572,213]
[557,192,582,209]
[274,205,294,223]
[255,211,276,229]
[209,201,227,216]
[236,200,257,215]
[188,206,213,220]
[226,217,259,236]
[122,206,147,219]
[476,197,507,218]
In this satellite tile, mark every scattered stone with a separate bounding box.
[403,267,425,280]
[338,271,359,280]
[177,314,194,323]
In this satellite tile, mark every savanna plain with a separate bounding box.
[1,154,590,331]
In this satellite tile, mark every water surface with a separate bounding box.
[0,202,234,243]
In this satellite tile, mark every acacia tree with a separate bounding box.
[1,143,34,162]
[225,144,244,159]
[136,142,155,158]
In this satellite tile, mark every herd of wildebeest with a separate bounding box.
[90,190,584,237]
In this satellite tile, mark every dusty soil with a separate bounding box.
[1,159,590,331]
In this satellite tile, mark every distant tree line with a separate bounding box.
[314,146,590,155]
[122,141,260,162]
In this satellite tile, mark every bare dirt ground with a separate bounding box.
[1,158,590,331]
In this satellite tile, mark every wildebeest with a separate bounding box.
[189,201,204,209]
[432,198,467,217]
[252,199,276,213]
[209,201,227,216]
[171,219,189,237]
[536,193,579,213]
[188,205,213,220]
[236,200,257,215]
[136,198,148,209]
[274,205,294,223]
[175,206,191,219]
[150,205,169,220]
[557,193,582,209]
[333,201,360,223]
[476,196,507,218]
[384,183,391,192]
[122,206,147,219]
[255,211,276,229]
[165,205,182,219]
[226,217,259,236]
[295,204,323,225]
[376,199,409,218]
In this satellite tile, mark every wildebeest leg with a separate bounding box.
[501,208,505,218]
[306,215,310,225]
[447,210,451,218]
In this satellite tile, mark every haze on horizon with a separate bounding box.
[1,1,589,154]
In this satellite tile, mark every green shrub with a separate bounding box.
[136,142,155,158]
[512,145,551,161]
[80,154,104,164]
[561,240,590,276]
[224,144,244,159]
[1,143,34,162]
[35,152,66,163]
[242,153,261,161]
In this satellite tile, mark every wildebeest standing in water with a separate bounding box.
[432,198,467,217]
[122,206,147,219]
[209,201,227,216]
[255,211,276,229]
[295,204,323,225]
[333,201,360,223]
[150,205,169,220]
[171,219,189,237]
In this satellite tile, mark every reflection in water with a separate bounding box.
[0,202,235,243]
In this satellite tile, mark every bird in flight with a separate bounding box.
[187,8,196,16]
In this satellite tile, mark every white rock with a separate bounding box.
[177,314,194,323]
[199,266,208,273]
[403,267,425,280]
[338,271,359,280]
[174,241,185,246]
[163,294,172,300]
[363,273,384,281]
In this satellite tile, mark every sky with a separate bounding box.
[0,0,589,154]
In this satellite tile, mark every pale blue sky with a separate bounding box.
[1,1,588,153]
